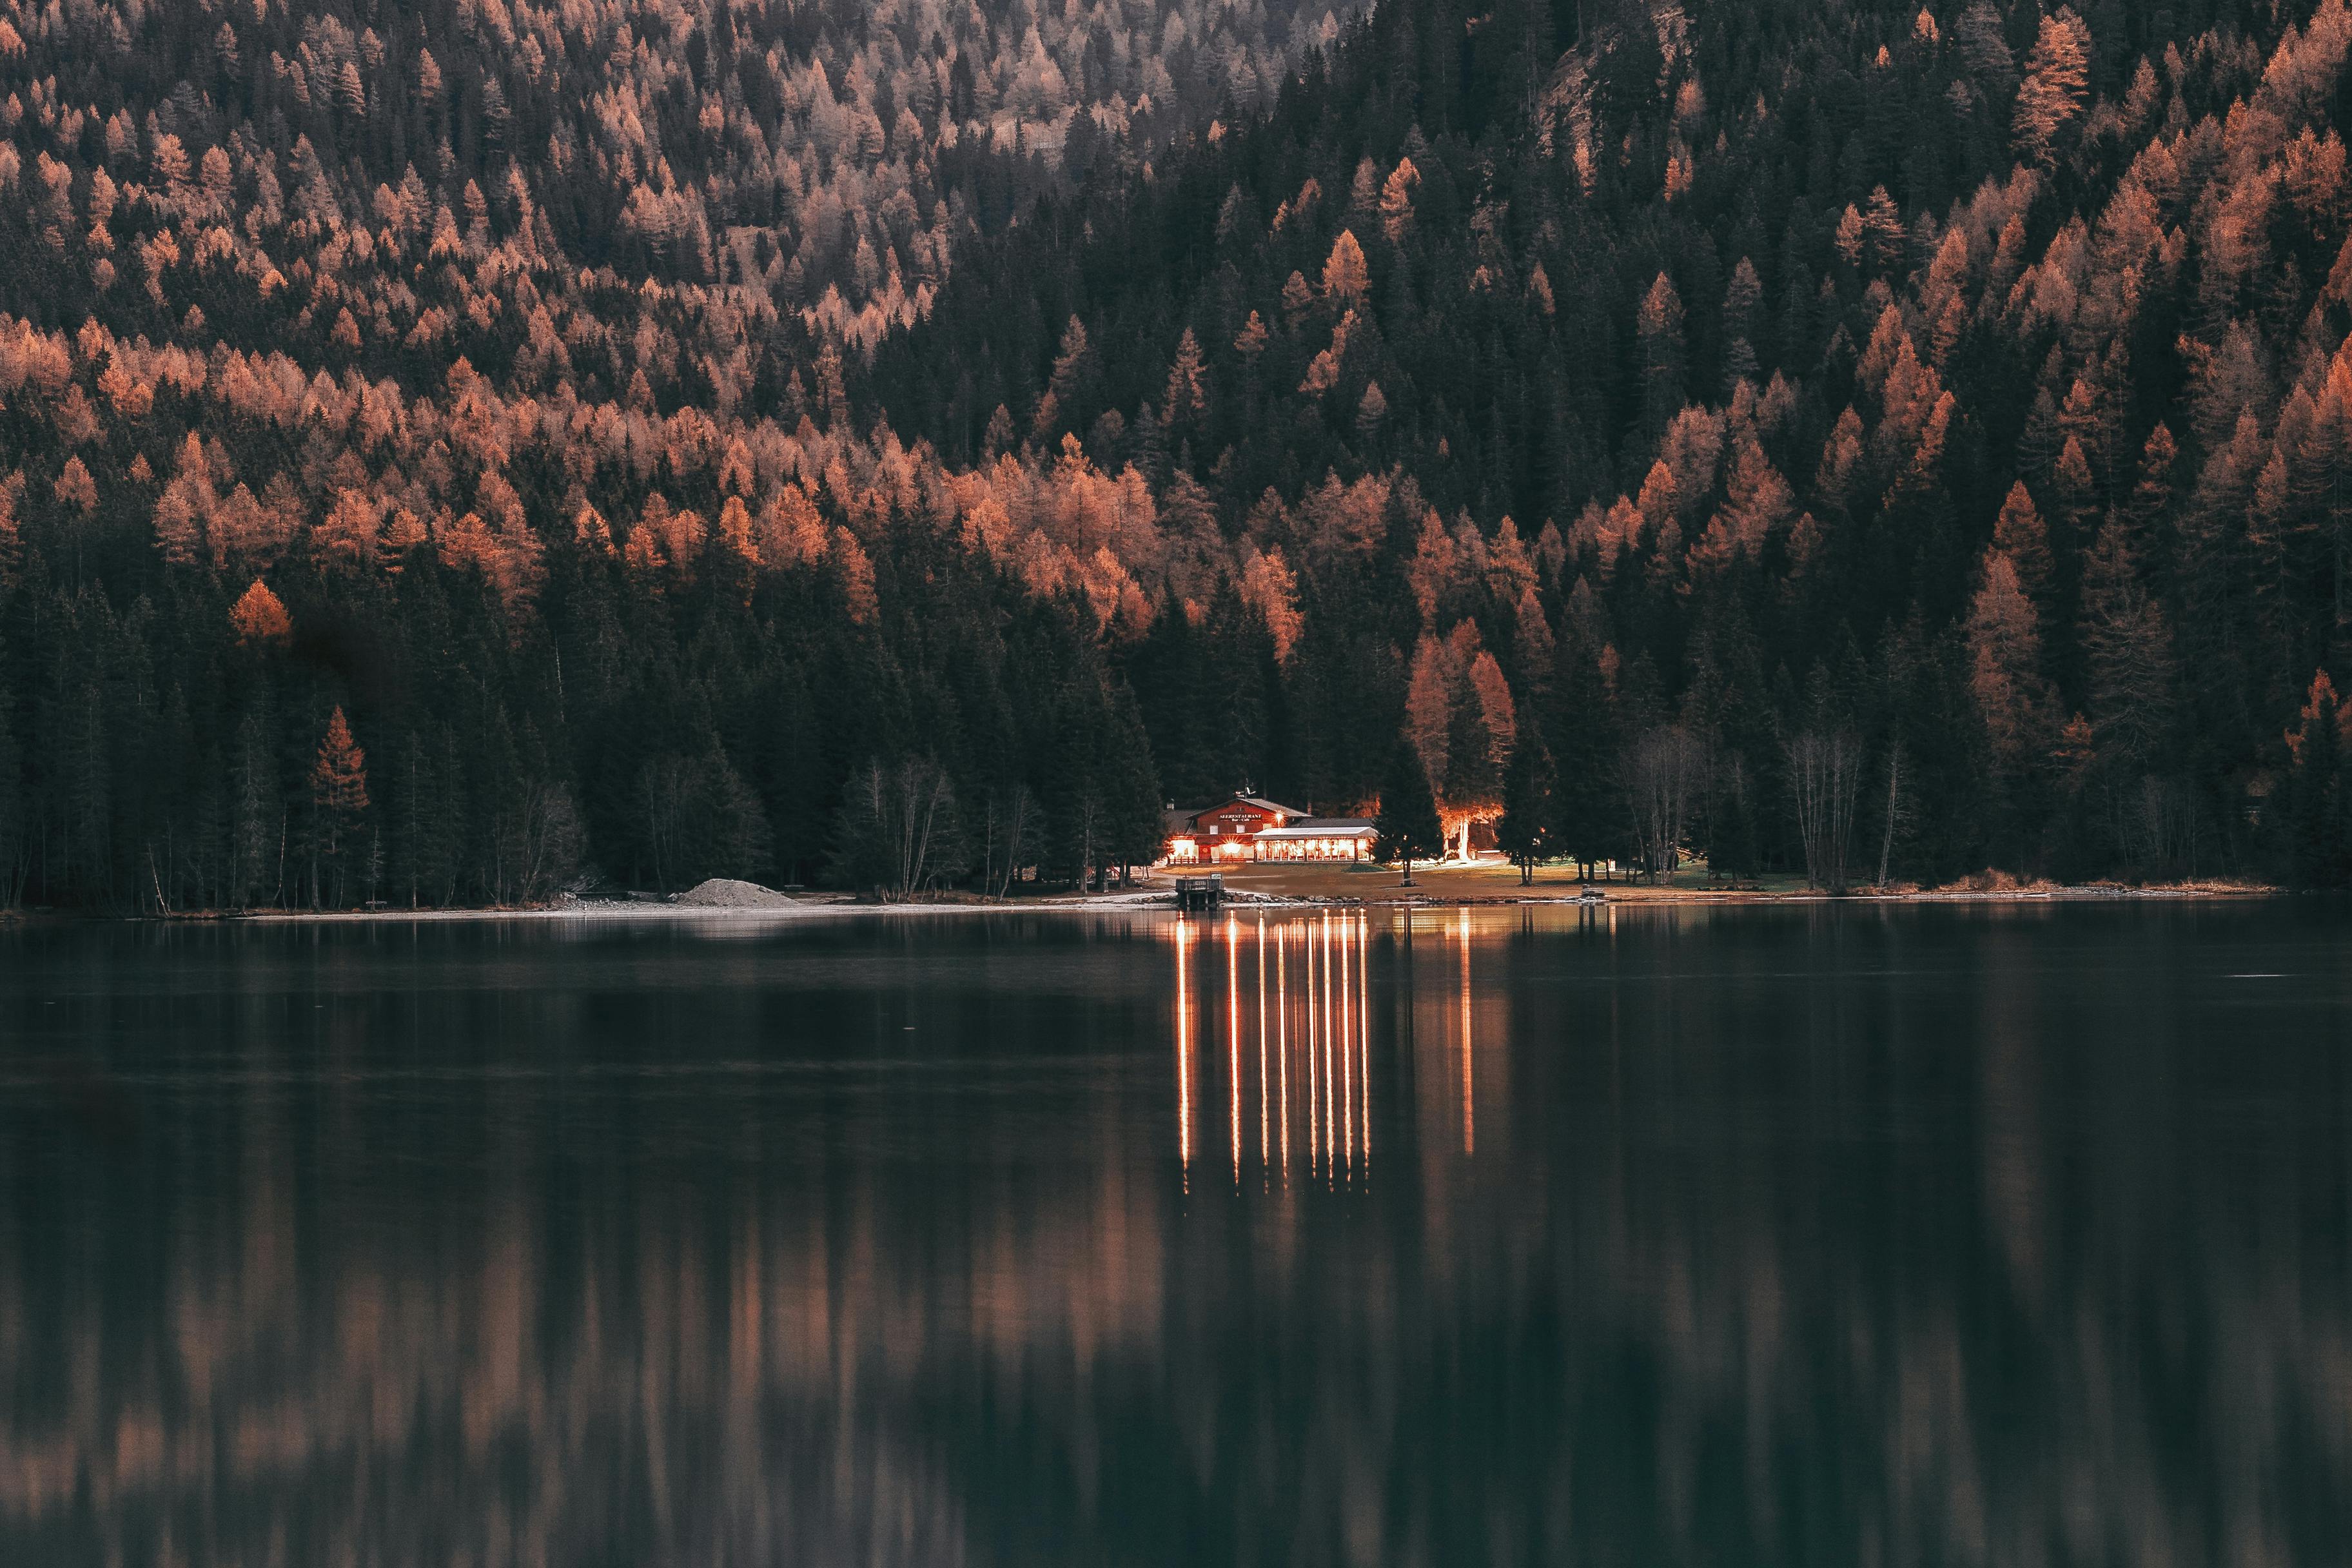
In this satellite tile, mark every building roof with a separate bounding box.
[1231,794,1306,816]
[1171,792,1311,827]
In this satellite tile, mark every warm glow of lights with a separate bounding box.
[1228,916,1241,1189]
[1256,919,1269,1171]
[1358,912,1371,1173]
[1304,921,1319,1173]
[1170,913,1379,1186]
[1458,906,1474,1156]
[1340,917,1355,1179]
[1321,916,1336,1184]
[1175,919,1193,1181]
[1277,928,1290,1177]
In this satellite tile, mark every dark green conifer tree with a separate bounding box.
[1373,741,1445,885]
[1494,736,1557,885]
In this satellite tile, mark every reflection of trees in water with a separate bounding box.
[1,910,2346,1565]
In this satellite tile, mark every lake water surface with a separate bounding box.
[3,903,2348,1565]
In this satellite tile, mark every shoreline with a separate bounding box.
[1,879,2287,925]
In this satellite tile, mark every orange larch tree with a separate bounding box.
[308,707,371,907]
[229,580,292,647]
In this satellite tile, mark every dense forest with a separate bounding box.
[3,0,2352,907]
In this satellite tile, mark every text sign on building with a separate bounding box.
[1201,804,1280,836]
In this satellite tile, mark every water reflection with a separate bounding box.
[2,906,2349,1565]
[1173,912,1382,1188]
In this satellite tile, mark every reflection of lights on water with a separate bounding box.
[1175,918,1192,1185]
[1358,911,1371,1173]
[1460,906,1474,1157]
[1318,917,1333,1176]
[1256,919,1269,1177]
[1311,919,1323,1171]
[1277,929,1289,1175]
[1173,912,1401,1186]
[1228,915,1241,1190]
[1339,915,1354,1179]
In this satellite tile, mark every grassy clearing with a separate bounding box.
[1144,858,1819,903]
[1132,859,2276,904]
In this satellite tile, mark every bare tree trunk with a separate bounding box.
[1788,729,1863,892]
[913,769,947,896]
[1623,725,1697,882]
[1006,786,1035,896]
[868,758,960,899]
[979,797,999,898]
[1073,791,1103,892]
[1878,742,1905,889]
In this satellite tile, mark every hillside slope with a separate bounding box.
[867,0,2352,882]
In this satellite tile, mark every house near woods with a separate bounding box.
[1162,792,1378,865]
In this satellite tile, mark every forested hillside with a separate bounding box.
[0,0,1337,907]
[871,0,2352,888]
[3,0,2352,907]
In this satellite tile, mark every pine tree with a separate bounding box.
[1373,740,1444,884]
[1993,482,2055,609]
[308,706,371,906]
[1968,551,2057,771]
[230,581,293,647]
[1549,634,1621,879]
[2283,671,2351,886]
[1162,327,1209,431]
[1097,685,1166,884]
[2012,9,2092,168]
[2080,513,2175,781]
[1377,158,1418,244]
[1321,230,1371,304]
[1710,758,1759,881]
[1493,736,1556,883]
[1721,257,1763,391]
[1968,547,2061,868]
[1636,272,1687,446]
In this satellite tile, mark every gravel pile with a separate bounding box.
[673,878,798,908]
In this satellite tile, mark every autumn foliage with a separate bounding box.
[310,708,369,822]
[229,581,292,648]
[6,0,2352,907]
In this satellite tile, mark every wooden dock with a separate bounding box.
[1173,874,1224,912]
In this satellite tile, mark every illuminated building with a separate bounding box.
[1159,792,1377,864]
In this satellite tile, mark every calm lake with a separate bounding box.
[2,903,2347,1565]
